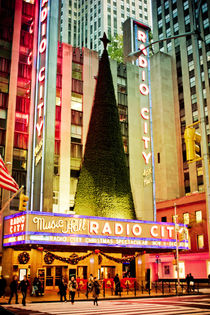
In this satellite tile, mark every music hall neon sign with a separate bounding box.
[36,0,49,138]
[137,29,151,166]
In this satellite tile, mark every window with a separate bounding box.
[71,93,82,111]
[195,210,202,223]
[71,125,82,139]
[183,213,189,225]
[161,216,167,222]
[164,265,170,275]
[157,152,160,164]
[197,235,204,249]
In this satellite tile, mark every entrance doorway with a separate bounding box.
[69,268,76,280]
[123,259,136,278]
[100,266,115,279]
[77,266,87,279]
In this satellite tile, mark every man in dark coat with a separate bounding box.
[8,275,19,304]
[114,274,120,295]
[19,275,29,306]
[59,277,67,302]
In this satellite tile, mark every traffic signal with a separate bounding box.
[184,127,201,162]
[19,193,29,211]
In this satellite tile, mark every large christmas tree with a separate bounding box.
[74,34,135,219]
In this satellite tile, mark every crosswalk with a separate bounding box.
[4,298,210,315]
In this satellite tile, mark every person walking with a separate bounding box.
[59,277,67,302]
[8,275,19,304]
[92,277,100,306]
[0,275,6,298]
[114,274,120,296]
[19,275,29,306]
[68,276,77,304]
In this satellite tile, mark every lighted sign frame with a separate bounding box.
[3,212,189,250]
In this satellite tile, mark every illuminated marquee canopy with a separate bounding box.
[3,212,188,250]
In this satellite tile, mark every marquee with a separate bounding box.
[3,212,188,250]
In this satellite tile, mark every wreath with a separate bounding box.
[18,252,30,264]
[44,252,55,265]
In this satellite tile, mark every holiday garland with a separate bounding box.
[18,252,30,264]
[43,249,140,265]
[44,250,92,265]
[98,250,140,263]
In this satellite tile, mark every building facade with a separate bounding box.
[60,0,152,55]
[149,192,210,280]
[152,0,210,195]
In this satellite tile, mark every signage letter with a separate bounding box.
[115,223,123,235]
[141,108,149,120]
[137,30,146,43]
[139,83,149,96]
[38,67,45,82]
[36,121,44,137]
[89,221,99,234]
[151,225,158,237]
[102,222,112,235]
[39,38,47,54]
[166,226,174,238]
[142,136,150,149]
[132,224,142,236]
[138,56,148,68]
[41,7,48,22]
[41,0,48,7]
[142,152,152,164]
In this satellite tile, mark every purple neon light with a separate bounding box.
[3,239,188,250]
[3,211,187,227]
[3,231,188,244]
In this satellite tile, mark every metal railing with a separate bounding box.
[75,279,209,299]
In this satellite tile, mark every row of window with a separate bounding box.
[161,210,203,224]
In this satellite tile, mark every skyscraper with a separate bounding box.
[60,0,152,55]
[152,0,210,195]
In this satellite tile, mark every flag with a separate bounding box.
[0,155,19,193]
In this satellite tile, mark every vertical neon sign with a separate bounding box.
[135,21,156,220]
[31,0,50,211]
[36,0,48,141]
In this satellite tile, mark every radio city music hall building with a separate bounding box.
[0,0,188,289]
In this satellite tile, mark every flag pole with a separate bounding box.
[0,185,24,214]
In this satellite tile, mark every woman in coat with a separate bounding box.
[68,276,77,304]
[92,277,100,306]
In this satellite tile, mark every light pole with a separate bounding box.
[193,0,210,256]
[174,203,182,293]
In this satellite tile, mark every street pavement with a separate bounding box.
[1,295,210,315]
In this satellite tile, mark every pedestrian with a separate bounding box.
[8,275,19,304]
[19,275,29,306]
[0,275,6,298]
[92,277,100,306]
[59,277,67,302]
[68,276,77,304]
[32,277,38,296]
[189,273,194,291]
[114,274,120,296]
[86,273,93,297]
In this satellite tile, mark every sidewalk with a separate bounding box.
[1,287,209,305]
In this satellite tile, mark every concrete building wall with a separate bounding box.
[152,0,210,195]
[151,52,180,201]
